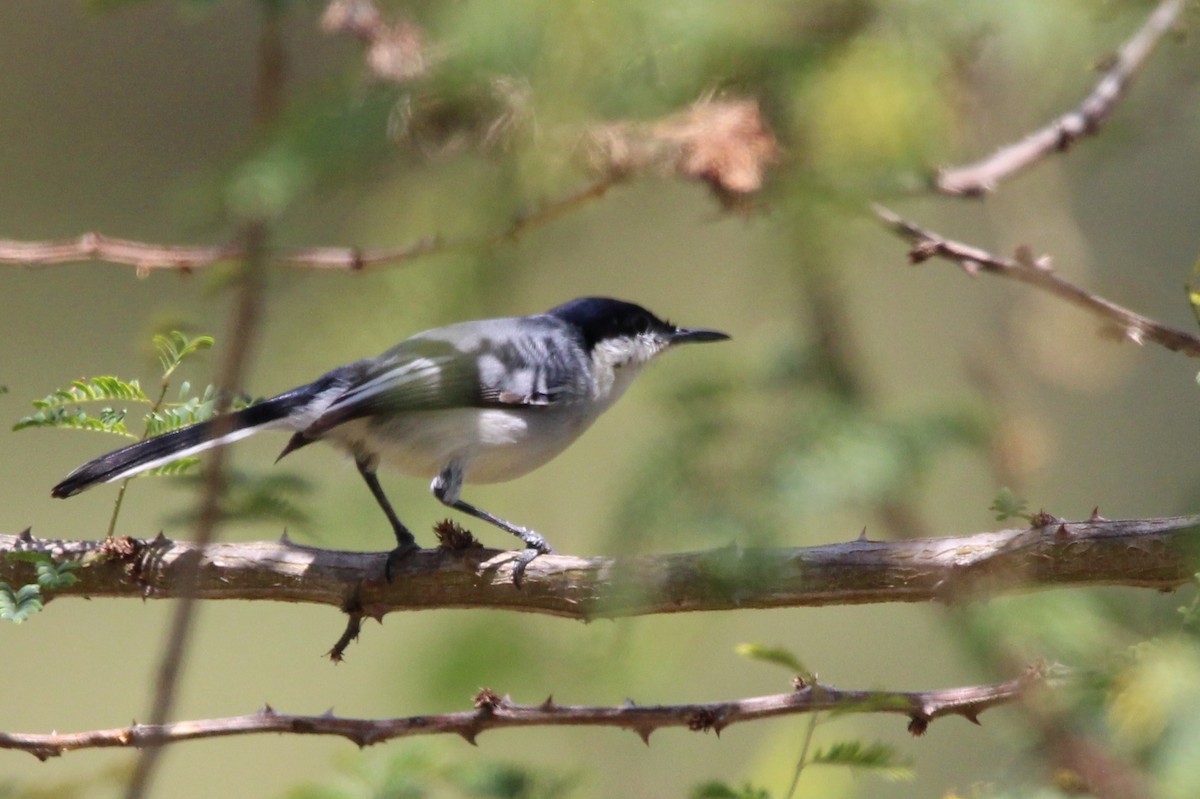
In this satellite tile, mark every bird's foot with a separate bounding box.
[510,534,554,588]
[384,540,421,582]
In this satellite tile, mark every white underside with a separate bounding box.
[327,404,601,483]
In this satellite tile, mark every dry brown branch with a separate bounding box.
[0,667,1043,761]
[936,0,1184,196]
[874,205,1200,358]
[0,232,443,274]
[0,91,771,274]
[4,515,1197,621]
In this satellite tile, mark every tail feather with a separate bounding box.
[50,388,314,499]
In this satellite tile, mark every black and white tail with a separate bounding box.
[50,385,321,499]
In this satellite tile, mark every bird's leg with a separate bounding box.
[432,463,553,587]
[355,455,418,581]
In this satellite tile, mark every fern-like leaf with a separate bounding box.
[144,457,202,478]
[13,406,137,438]
[810,741,913,781]
[735,643,812,680]
[36,559,79,590]
[0,583,44,624]
[155,331,214,380]
[29,376,148,409]
[144,386,218,437]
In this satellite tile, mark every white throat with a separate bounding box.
[589,333,669,406]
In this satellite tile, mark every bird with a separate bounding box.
[51,297,730,582]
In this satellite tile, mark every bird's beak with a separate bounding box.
[670,327,731,345]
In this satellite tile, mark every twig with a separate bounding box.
[4,515,1197,620]
[874,205,1200,358]
[123,7,284,798]
[0,232,441,274]
[936,0,1184,196]
[0,668,1042,760]
[0,180,607,274]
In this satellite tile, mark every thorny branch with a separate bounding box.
[935,0,1184,196]
[874,205,1200,359]
[0,667,1045,761]
[0,95,773,272]
[3,514,1197,622]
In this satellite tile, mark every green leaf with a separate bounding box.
[736,642,811,678]
[989,487,1028,522]
[13,405,137,438]
[165,470,315,531]
[144,386,218,437]
[0,582,45,624]
[36,559,79,590]
[144,457,202,478]
[5,550,50,565]
[29,376,149,409]
[696,782,768,791]
[810,741,913,781]
[154,331,214,381]
[690,782,771,799]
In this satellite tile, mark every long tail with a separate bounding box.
[51,385,321,499]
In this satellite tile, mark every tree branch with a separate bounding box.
[0,180,611,274]
[0,232,443,274]
[4,515,1197,620]
[0,667,1044,760]
[935,0,1184,197]
[874,205,1200,358]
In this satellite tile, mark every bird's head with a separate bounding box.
[548,297,730,399]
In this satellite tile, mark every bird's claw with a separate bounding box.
[384,541,421,582]
[510,536,553,588]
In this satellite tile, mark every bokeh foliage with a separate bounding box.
[3,1,1200,798]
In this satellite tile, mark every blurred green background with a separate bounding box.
[4,1,1200,797]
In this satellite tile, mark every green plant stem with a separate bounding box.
[104,379,172,538]
[784,703,822,799]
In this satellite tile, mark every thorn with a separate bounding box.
[539,695,556,711]
[17,528,33,542]
[1089,507,1107,522]
[959,259,981,278]
[279,530,292,545]
[1126,326,1146,346]
[459,728,479,746]
[856,527,869,542]
[964,710,982,726]
[1056,523,1071,540]
[622,698,638,709]
[712,720,726,737]
[321,707,336,719]
[261,703,276,716]
[907,715,929,737]
[636,727,653,745]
